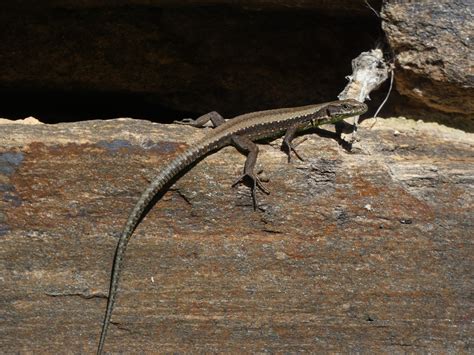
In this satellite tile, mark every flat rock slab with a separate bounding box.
[1,117,472,352]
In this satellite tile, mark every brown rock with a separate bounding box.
[382,1,474,118]
[1,117,472,352]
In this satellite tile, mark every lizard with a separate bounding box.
[97,98,367,354]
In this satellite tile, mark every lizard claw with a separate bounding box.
[232,172,269,209]
[173,118,196,125]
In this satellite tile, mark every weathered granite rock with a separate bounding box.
[1,117,472,352]
[382,1,474,122]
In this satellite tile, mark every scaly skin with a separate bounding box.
[97,99,367,354]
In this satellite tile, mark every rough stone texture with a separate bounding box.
[382,1,474,124]
[1,117,472,353]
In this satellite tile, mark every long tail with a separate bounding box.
[97,143,212,354]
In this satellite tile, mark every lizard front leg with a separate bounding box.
[231,135,269,209]
[173,111,225,128]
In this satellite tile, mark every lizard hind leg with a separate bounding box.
[231,135,269,210]
[283,124,306,163]
[173,111,225,128]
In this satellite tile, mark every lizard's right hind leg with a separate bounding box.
[174,111,225,127]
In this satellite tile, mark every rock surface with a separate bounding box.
[382,1,474,124]
[1,117,472,352]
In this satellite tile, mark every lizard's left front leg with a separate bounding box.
[231,135,269,209]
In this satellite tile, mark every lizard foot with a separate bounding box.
[232,172,269,209]
[283,137,306,163]
[173,118,197,126]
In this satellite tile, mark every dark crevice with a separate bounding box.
[0,89,196,124]
[0,4,383,124]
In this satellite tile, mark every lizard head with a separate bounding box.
[324,99,368,122]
